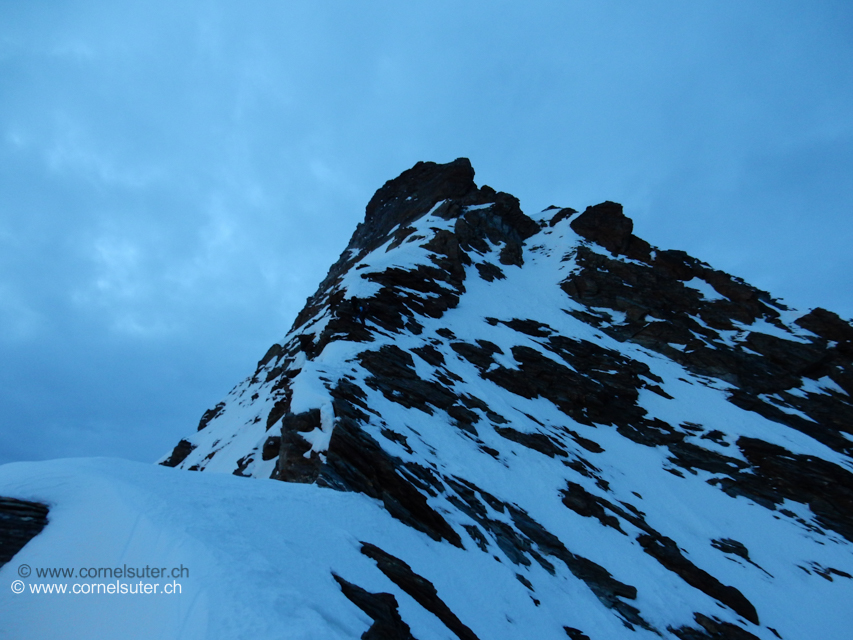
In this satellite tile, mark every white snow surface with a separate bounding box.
[683,276,726,302]
[0,458,502,640]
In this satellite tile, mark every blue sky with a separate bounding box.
[1,0,851,466]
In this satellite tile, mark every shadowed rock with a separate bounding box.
[160,439,196,468]
[333,573,417,640]
[669,613,761,640]
[360,542,480,640]
[0,497,49,569]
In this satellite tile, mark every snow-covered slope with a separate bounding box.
[3,159,852,639]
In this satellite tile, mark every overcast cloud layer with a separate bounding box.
[1,1,851,466]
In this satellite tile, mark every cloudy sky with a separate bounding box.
[1,1,851,466]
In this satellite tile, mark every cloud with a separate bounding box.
[0,284,45,344]
[0,0,851,466]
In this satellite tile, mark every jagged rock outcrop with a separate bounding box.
[0,497,49,569]
[332,573,417,640]
[161,158,853,639]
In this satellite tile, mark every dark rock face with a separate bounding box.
[570,201,634,255]
[280,158,539,363]
[333,574,416,640]
[277,409,325,483]
[560,480,758,625]
[261,435,280,461]
[454,191,539,267]
[796,307,853,344]
[360,542,480,640]
[0,497,49,568]
[637,534,758,625]
[274,377,463,547]
[711,437,853,543]
[445,476,649,630]
[669,614,762,640]
[477,336,664,432]
[160,439,196,468]
[561,238,853,458]
[197,402,225,431]
[360,345,458,417]
[570,201,651,260]
[359,158,477,252]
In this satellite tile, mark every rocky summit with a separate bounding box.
[156,158,853,639]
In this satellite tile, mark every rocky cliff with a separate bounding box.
[161,158,853,639]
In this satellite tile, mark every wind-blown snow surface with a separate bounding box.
[0,458,511,640]
[4,160,853,638]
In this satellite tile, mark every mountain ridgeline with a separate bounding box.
[161,158,853,640]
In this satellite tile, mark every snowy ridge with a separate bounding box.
[3,159,852,639]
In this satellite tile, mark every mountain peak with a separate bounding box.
[365,158,476,220]
[354,158,477,253]
[153,159,853,639]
